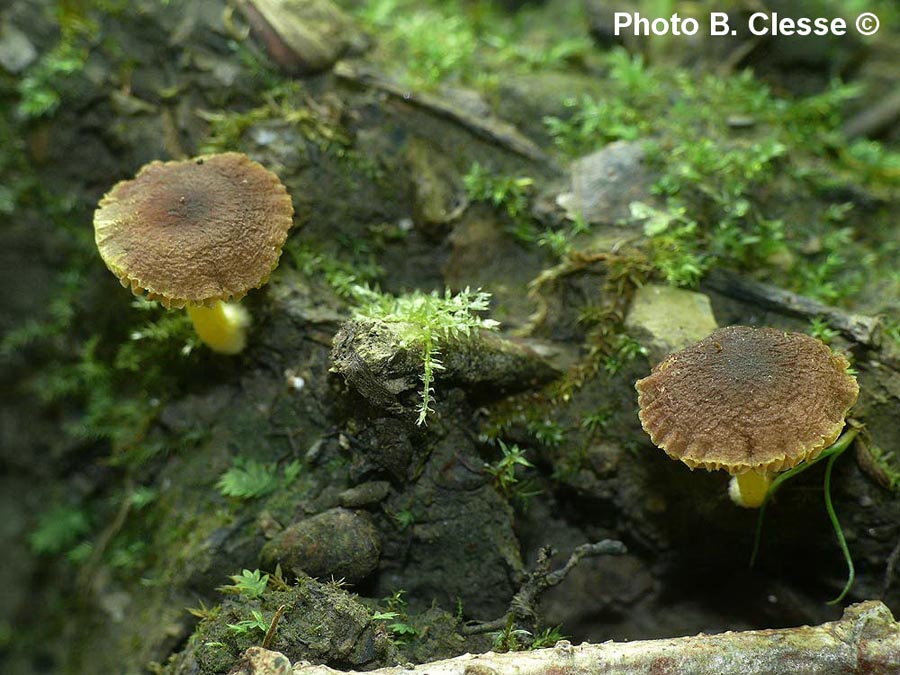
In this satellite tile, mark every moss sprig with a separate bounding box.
[351,286,499,424]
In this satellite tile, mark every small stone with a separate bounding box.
[258,510,283,539]
[586,441,622,477]
[260,508,380,584]
[0,22,37,74]
[406,138,467,236]
[557,141,658,226]
[338,481,392,508]
[236,0,360,75]
[727,115,756,128]
[624,284,718,364]
[227,647,292,675]
[584,1,629,48]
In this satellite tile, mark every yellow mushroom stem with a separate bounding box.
[728,471,773,508]
[186,301,250,354]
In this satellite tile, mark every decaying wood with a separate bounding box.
[702,268,882,347]
[284,601,900,675]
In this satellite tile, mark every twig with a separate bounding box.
[882,533,900,598]
[702,268,881,347]
[77,481,135,595]
[333,61,549,164]
[463,540,626,636]
[843,86,900,140]
[262,604,286,650]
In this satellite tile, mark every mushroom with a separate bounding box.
[93,152,294,354]
[635,325,859,507]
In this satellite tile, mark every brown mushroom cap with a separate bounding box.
[636,325,859,475]
[94,152,294,308]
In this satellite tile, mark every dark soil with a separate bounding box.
[1,1,898,673]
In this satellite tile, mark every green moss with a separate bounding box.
[543,51,667,156]
[484,440,538,502]
[21,297,203,466]
[199,82,351,154]
[355,0,592,91]
[216,458,301,501]
[884,317,900,347]
[530,625,567,649]
[173,576,399,672]
[17,40,87,119]
[463,162,540,245]
[807,317,840,345]
[541,50,896,304]
[545,93,651,154]
[373,9,478,87]
[225,609,269,638]
[526,419,567,449]
[3,105,192,466]
[29,505,90,556]
[285,241,383,299]
[489,614,559,652]
[15,1,93,120]
[580,406,612,435]
[864,444,900,494]
[463,162,595,257]
[351,286,500,424]
[13,0,133,120]
[463,162,534,222]
[373,590,418,644]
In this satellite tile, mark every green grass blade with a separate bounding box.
[824,447,855,605]
[749,428,858,571]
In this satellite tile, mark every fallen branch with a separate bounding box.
[702,268,881,348]
[280,601,900,675]
[334,61,550,164]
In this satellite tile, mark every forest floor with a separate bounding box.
[1,1,899,673]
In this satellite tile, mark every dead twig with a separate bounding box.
[333,61,549,165]
[262,604,287,650]
[462,540,626,636]
[882,532,900,598]
[843,86,900,140]
[702,268,881,348]
[77,481,135,596]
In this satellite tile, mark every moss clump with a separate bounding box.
[350,286,499,424]
[355,0,590,91]
[165,576,399,674]
[199,83,351,155]
[543,50,897,304]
